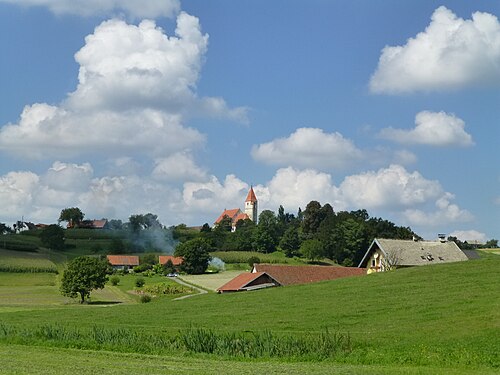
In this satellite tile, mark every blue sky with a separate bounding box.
[0,0,499,242]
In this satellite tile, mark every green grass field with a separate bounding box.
[0,246,498,373]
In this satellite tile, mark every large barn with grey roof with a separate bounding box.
[358,238,468,273]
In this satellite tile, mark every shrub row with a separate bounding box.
[0,241,38,252]
[0,323,351,360]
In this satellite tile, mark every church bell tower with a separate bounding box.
[244,186,258,224]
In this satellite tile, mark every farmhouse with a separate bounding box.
[68,219,108,229]
[106,255,139,271]
[214,187,258,231]
[159,255,183,267]
[358,238,468,273]
[217,272,280,293]
[252,264,366,286]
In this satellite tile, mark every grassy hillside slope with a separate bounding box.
[0,254,498,370]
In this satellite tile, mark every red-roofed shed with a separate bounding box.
[217,272,280,293]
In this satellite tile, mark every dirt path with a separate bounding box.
[170,277,208,300]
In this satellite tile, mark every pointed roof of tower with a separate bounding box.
[245,186,257,203]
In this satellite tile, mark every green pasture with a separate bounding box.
[0,247,498,373]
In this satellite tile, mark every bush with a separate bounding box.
[140,294,152,303]
[247,256,260,268]
[132,264,151,273]
[109,276,120,286]
[135,277,145,288]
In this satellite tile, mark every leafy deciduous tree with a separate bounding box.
[174,238,212,274]
[300,239,324,261]
[40,224,65,250]
[60,256,109,303]
[59,207,84,227]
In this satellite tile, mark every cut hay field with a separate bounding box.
[0,251,498,374]
[179,270,246,291]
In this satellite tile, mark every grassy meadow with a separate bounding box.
[0,236,498,373]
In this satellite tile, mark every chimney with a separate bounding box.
[438,233,446,243]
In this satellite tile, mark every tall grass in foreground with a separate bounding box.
[0,323,351,360]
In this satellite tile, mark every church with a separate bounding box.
[214,187,258,231]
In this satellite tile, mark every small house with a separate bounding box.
[107,255,139,271]
[159,255,184,267]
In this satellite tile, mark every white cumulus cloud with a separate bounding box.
[152,152,207,182]
[251,127,363,170]
[0,0,180,19]
[449,230,487,243]
[370,6,500,93]
[338,164,442,210]
[379,111,474,147]
[404,192,473,227]
[0,13,244,159]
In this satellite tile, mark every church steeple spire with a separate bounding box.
[244,186,258,223]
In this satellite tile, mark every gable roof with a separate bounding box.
[245,187,257,203]
[358,238,468,268]
[214,208,242,225]
[106,255,139,266]
[252,264,365,286]
[159,255,183,266]
[217,271,280,293]
[233,212,250,223]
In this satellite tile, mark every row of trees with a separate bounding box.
[181,201,420,266]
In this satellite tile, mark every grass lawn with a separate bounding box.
[0,272,69,310]
[0,343,496,375]
[178,270,246,291]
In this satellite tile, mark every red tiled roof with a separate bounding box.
[252,264,366,286]
[214,208,242,224]
[106,255,139,266]
[233,212,249,223]
[245,187,257,203]
[92,219,107,229]
[217,272,279,292]
[159,255,184,266]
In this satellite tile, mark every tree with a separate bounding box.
[174,238,212,274]
[40,224,65,250]
[59,207,84,228]
[302,201,323,237]
[107,219,123,230]
[254,210,279,253]
[0,223,12,234]
[279,225,301,257]
[484,239,498,248]
[380,249,402,271]
[60,256,109,303]
[300,239,325,261]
